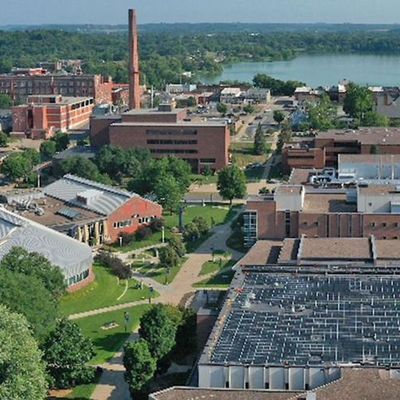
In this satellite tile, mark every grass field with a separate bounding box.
[117,205,232,253]
[193,269,236,289]
[230,142,271,168]
[133,256,188,285]
[199,258,237,276]
[60,263,157,316]
[76,304,151,365]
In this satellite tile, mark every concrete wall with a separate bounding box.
[198,364,340,390]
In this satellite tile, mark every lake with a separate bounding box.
[203,54,400,87]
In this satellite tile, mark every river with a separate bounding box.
[203,54,400,87]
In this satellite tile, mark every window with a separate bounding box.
[113,220,132,229]
[383,223,387,227]
[200,158,216,163]
[146,129,197,136]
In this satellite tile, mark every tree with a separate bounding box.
[56,156,111,184]
[43,319,95,389]
[168,234,186,257]
[184,222,200,242]
[243,104,255,114]
[139,304,178,360]
[253,123,267,155]
[362,111,390,127]
[0,93,13,108]
[159,246,180,270]
[123,339,156,395]
[40,140,57,160]
[52,131,70,152]
[343,83,374,120]
[273,110,285,125]
[0,131,9,147]
[253,74,304,96]
[154,174,182,213]
[306,94,337,130]
[24,148,40,166]
[0,269,58,341]
[217,164,247,205]
[0,247,66,299]
[192,216,210,235]
[2,153,33,181]
[217,102,228,115]
[0,305,48,400]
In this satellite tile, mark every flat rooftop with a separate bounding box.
[339,153,400,164]
[111,122,226,127]
[300,237,372,260]
[302,191,356,213]
[206,267,400,367]
[317,128,400,146]
[123,108,185,116]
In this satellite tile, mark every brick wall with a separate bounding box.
[107,197,162,243]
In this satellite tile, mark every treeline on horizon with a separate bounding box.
[2,28,400,88]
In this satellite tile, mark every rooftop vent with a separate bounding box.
[76,189,103,205]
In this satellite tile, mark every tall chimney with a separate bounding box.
[129,9,141,109]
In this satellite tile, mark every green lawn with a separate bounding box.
[67,372,100,400]
[116,206,232,253]
[191,173,218,185]
[199,258,237,276]
[230,142,271,168]
[193,270,236,289]
[60,263,157,316]
[132,256,188,285]
[76,304,151,365]
[164,205,231,229]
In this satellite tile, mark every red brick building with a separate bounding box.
[0,69,115,104]
[283,128,400,173]
[90,105,230,173]
[38,174,163,245]
[244,183,400,246]
[12,95,94,139]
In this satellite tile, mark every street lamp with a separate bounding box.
[119,236,123,247]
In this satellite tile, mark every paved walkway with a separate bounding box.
[91,333,138,400]
[87,209,243,399]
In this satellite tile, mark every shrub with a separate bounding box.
[120,232,135,246]
[136,226,152,241]
[95,252,131,279]
[150,217,164,232]
[192,216,210,236]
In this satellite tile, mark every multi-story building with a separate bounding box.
[244,181,400,247]
[0,69,115,104]
[90,104,230,173]
[283,128,400,173]
[12,95,94,139]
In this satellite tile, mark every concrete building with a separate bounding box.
[2,174,162,246]
[283,128,400,173]
[12,95,94,139]
[244,88,271,104]
[90,104,230,173]
[165,83,197,94]
[0,69,115,104]
[0,206,92,290]
[197,248,400,391]
[220,87,242,104]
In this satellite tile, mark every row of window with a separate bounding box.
[66,269,90,286]
[146,129,197,136]
[147,139,197,145]
[113,215,156,229]
[150,149,198,154]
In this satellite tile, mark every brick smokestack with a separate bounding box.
[129,9,140,109]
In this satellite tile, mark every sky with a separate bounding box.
[1,0,400,25]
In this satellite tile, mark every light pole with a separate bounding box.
[119,236,123,247]
[161,226,165,243]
